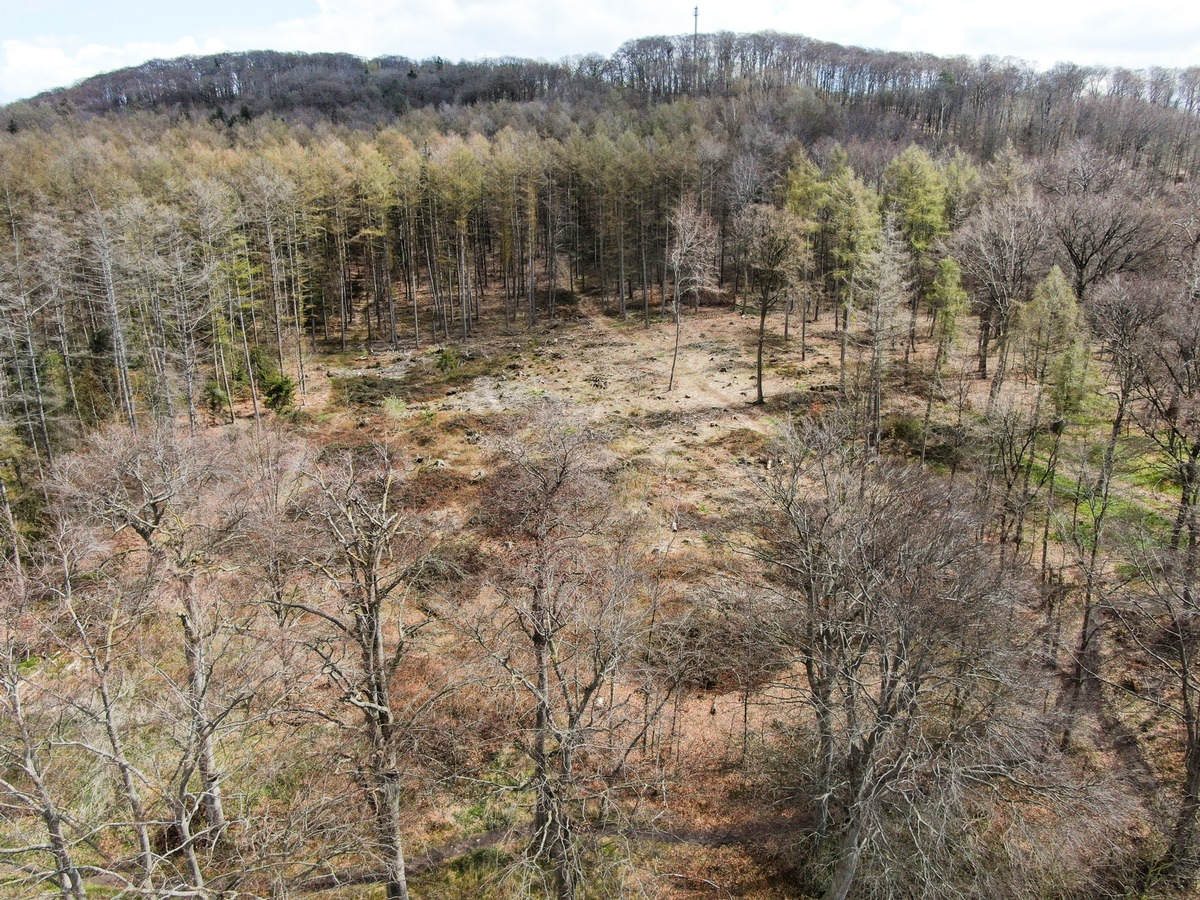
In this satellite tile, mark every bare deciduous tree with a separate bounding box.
[1108,539,1200,890]
[749,417,1102,900]
[465,411,672,900]
[667,193,718,391]
[288,446,449,900]
[952,191,1048,390]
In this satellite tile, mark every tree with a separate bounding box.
[735,204,806,405]
[1039,143,1170,301]
[881,144,948,305]
[1013,266,1091,564]
[465,410,671,899]
[820,165,881,394]
[920,255,969,461]
[666,193,718,391]
[749,418,1110,900]
[0,546,87,900]
[952,191,1049,388]
[288,446,446,900]
[1108,539,1200,889]
[1061,275,1167,703]
[855,215,910,450]
[51,425,249,866]
[1126,265,1200,556]
[36,423,312,896]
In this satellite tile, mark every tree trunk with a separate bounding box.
[821,817,864,900]
[180,581,227,846]
[669,282,681,391]
[755,293,769,405]
[379,767,411,900]
[1164,744,1200,889]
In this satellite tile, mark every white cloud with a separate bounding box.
[252,0,682,61]
[1,35,229,103]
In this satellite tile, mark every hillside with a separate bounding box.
[8,34,1200,167]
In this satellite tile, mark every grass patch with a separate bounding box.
[400,350,521,402]
[332,348,521,408]
[332,374,408,408]
[709,427,770,460]
[407,846,515,900]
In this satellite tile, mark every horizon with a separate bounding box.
[3,0,1199,105]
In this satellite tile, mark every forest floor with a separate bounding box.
[308,294,848,538]
[286,295,840,897]
[245,291,1179,898]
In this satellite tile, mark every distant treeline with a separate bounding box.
[9,32,1200,169]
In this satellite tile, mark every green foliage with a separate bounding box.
[382,395,409,420]
[436,348,461,374]
[882,144,949,258]
[885,412,925,450]
[783,151,828,223]
[201,380,229,415]
[943,149,981,225]
[407,847,516,900]
[333,375,409,407]
[1016,266,1092,418]
[232,346,296,412]
[446,847,513,878]
[930,256,969,353]
[243,346,276,389]
[825,168,881,308]
[263,372,296,412]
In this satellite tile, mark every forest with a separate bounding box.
[2,27,1200,900]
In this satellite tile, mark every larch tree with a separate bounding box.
[855,214,910,451]
[734,204,806,405]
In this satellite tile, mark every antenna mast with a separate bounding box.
[693,7,699,94]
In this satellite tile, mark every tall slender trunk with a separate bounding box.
[529,552,575,900]
[668,282,681,391]
[234,293,261,428]
[6,679,87,900]
[94,217,138,432]
[617,213,627,320]
[755,292,769,405]
[180,578,226,845]
[1164,739,1200,889]
[63,574,157,885]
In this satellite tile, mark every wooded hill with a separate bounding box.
[2,28,1200,900]
[10,32,1200,168]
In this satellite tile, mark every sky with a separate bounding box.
[2,0,1199,105]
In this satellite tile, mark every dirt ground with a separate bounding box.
[283,297,832,895]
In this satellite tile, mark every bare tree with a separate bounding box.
[464,410,672,899]
[748,417,1100,900]
[288,446,448,900]
[1127,265,1200,558]
[1039,143,1170,301]
[1057,275,1168,715]
[1108,538,1200,890]
[50,425,254,883]
[666,193,718,391]
[951,191,1049,391]
[0,548,87,900]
